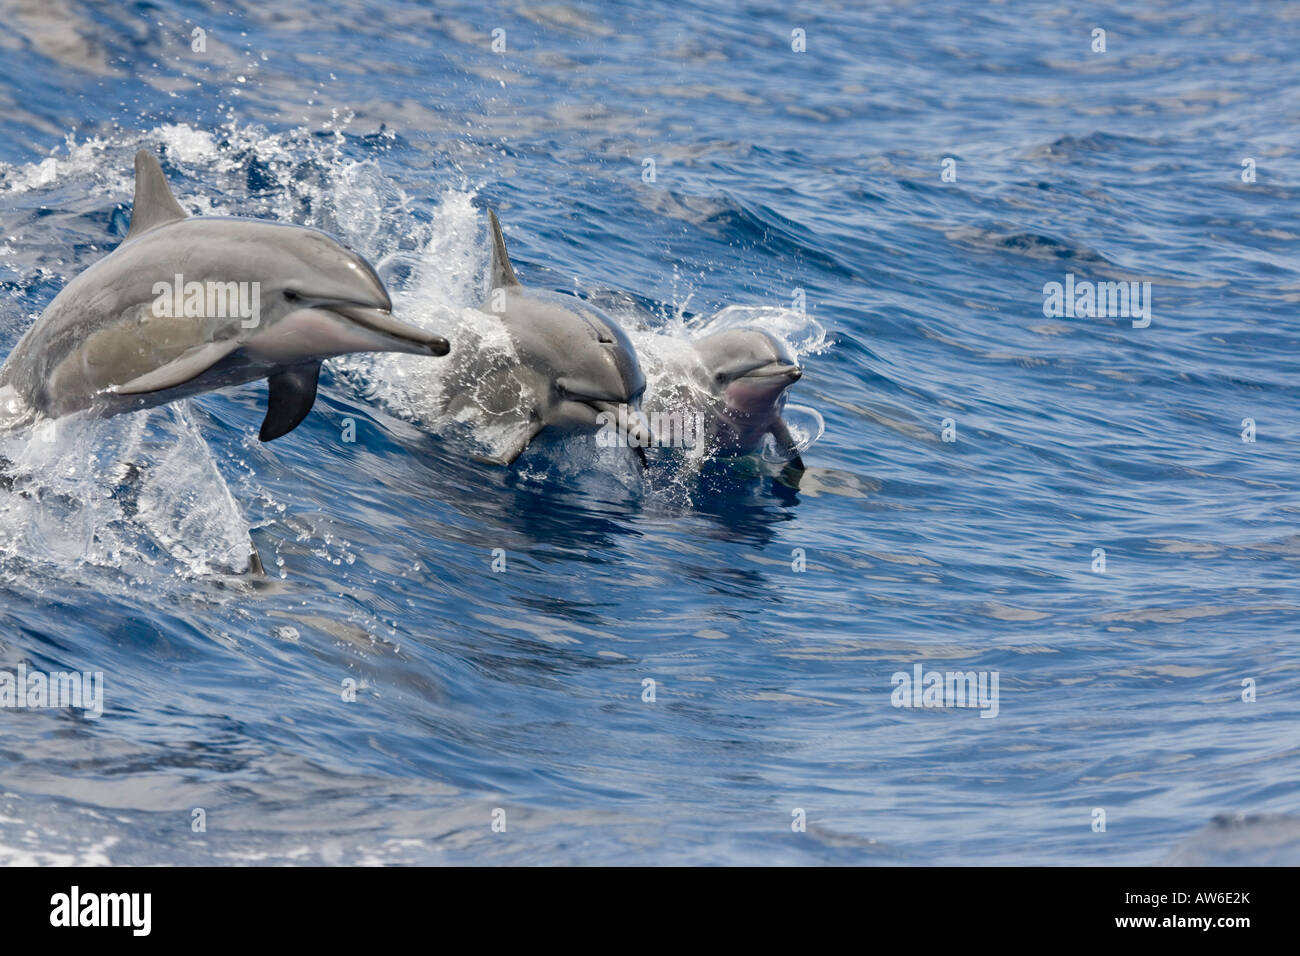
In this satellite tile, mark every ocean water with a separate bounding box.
[1,0,1298,865]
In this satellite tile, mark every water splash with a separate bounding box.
[0,404,254,581]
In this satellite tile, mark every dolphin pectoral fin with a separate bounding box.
[769,418,806,474]
[776,462,804,491]
[125,150,189,241]
[771,425,805,489]
[498,420,545,465]
[112,339,242,396]
[259,362,321,442]
[473,420,544,466]
[633,444,648,469]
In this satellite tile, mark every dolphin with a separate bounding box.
[0,150,450,442]
[451,210,652,466]
[689,327,806,471]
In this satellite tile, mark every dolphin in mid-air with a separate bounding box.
[0,150,450,442]
[688,327,806,471]
[447,210,652,466]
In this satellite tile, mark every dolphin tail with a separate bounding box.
[259,362,321,442]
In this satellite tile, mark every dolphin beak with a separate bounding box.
[589,399,655,467]
[732,362,802,401]
[745,362,802,382]
[327,303,451,357]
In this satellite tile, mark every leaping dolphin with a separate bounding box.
[0,150,450,441]
[689,327,806,471]
[448,210,652,466]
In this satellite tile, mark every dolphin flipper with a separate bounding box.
[125,150,189,241]
[474,419,544,466]
[770,418,806,473]
[112,339,243,396]
[259,362,321,442]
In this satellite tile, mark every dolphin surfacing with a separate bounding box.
[448,209,652,467]
[0,150,450,442]
[686,327,807,472]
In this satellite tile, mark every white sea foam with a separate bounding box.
[0,404,254,579]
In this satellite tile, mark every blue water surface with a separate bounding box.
[0,0,1298,864]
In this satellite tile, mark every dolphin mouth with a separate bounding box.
[589,398,656,456]
[724,362,802,417]
[739,361,802,383]
[325,303,451,356]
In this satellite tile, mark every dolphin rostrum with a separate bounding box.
[449,209,652,466]
[0,150,450,442]
[689,327,807,471]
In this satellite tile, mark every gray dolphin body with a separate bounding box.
[451,210,651,466]
[0,150,449,441]
[689,328,806,471]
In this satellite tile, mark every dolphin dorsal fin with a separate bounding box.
[125,150,187,241]
[488,209,521,289]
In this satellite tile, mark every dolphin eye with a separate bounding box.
[714,372,726,384]
[284,288,301,302]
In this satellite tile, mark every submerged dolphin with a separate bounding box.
[689,327,806,471]
[450,210,651,466]
[0,150,449,441]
